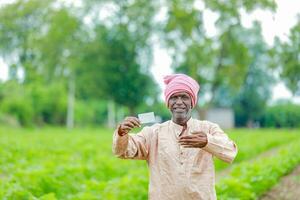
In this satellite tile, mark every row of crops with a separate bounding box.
[0,127,299,199]
[217,138,300,199]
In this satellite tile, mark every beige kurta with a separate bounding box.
[112,118,237,200]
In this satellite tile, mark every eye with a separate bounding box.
[182,95,189,100]
[170,96,177,100]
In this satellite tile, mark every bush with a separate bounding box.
[27,83,67,125]
[0,81,67,126]
[0,113,20,127]
[0,82,34,126]
[74,99,107,126]
[260,103,300,128]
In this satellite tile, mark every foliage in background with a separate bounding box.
[270,15,300,96]
[74,100,108,126]
[0,0,159,127]
[259,102,300,128]
[162,0,276,110]
[0,80,67,126]
[233,22,273,127]
[0,0,52,82]
[0,0,300,127]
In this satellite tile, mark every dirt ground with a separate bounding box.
[260,165,300,200]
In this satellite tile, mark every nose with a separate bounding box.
[175,97,184,105]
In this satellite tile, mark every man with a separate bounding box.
[112,74,237,200]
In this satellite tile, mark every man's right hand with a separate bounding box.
[117,116,141,136]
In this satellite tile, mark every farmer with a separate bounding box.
[112,73,237,200]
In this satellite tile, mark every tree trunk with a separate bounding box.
[66,74,75,130]
[246,119,254,128]
[129,106,135,116]
[210,43,225,105]
[117,106,124,124]
[107,100,116,128]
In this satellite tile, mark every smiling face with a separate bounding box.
[168,91,192,125]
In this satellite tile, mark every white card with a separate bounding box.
[138,112,156,124]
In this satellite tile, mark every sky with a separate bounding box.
[0,0,299,103]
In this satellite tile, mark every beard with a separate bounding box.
[171,108,191,123]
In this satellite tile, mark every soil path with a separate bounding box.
[260,165,300,200]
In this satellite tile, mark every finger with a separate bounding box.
[179,135,196,140]
[123,121,135,129]
[130,117,141,127]
[180,134,206,141]
[122,124,133,129]
[182,145,197,148]
[179,141,198,146]
[178,138,198,142]
[180,143,194,146]
[125,116,139,122]
[179,142,198,146]
[179,139,198,143]
[122,125,133,131]
[126,117,141,127]
[179,141,198,145]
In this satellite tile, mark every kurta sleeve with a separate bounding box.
[112,126,151,160]
[202,122,238,163]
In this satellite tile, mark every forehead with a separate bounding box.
[170,91,190,97]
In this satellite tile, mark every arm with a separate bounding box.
[179,122,237,163]
[202,123,237,163]
[112,117,150,160]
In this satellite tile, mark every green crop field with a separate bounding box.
[0,127,299,200]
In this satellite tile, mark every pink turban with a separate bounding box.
[164,74,200,108]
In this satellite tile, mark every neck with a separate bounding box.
[172,117,191,126]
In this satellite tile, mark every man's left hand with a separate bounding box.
[178,132,208,148]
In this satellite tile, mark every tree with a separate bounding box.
[0,0,52,83]
[271,15,300,96]
[86,25,158,115]
[79,0,159,124]
[233,22,273,127]
[0,0,87,128]
[205,22,274,127]
[0,0,159,128]
[33,7,83,129]
[160,0,276,118]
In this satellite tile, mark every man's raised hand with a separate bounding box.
[117,117,141,136]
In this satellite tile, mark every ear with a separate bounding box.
[191,102,196,109]
[167,99,171,109]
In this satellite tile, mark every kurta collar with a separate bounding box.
[170,117,193,136]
